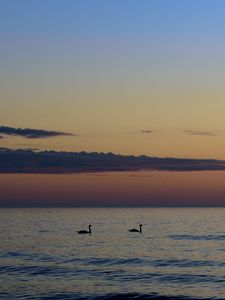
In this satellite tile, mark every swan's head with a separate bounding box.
[140,224,143,227]
[89,225,92,228]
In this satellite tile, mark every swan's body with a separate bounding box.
[77,225,92,234]
[129,224,143,233]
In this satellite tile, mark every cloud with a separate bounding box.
[140,130,153,134]
[0,147,225,174]
[129,129,154,135]
[183,129,218,136]
[0,126,74,139]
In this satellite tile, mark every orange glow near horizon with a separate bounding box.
[1,171,225,207]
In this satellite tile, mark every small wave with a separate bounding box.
[0,265,69,276]
[90,294,221,300]
[63,257,144,266]
[169,234,225,241]
[154,259,217,268]
[110,257,144,265]
[38,229,51,233]
[3,292,221,300]
[2,252,219,269]
[64,256,219,268]
[5,251,59,263]
[89,257,143,266]
[113,272,224,284]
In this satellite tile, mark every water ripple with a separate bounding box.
[169,234,225,241]
[0,292,222,300]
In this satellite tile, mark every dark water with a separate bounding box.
[1,208,225,299]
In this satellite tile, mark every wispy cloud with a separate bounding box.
[0,126,74,139]
[131,128,222,137]
[140,130,153,134]
[183,129,218,137]
[138,128,166,135]
[129,129,156,135]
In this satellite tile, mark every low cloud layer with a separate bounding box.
[0,148,225,174]
[0,126,74,139]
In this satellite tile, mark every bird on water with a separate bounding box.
[129,224,143,233]
[77,225,92,234]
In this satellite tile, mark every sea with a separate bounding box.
[1,208,225,300]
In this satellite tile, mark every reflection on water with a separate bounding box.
[1,208,225,299]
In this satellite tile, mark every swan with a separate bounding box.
[77,225,92,234]
[129,224,143,233]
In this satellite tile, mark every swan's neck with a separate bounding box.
[89,227,91,233]
[139,226,142,233]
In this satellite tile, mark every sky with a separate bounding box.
[1,0,225,206]
[1,0,225,158]
[1,171,225,207]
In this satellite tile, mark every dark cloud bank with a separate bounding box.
[0,148,225,174]
[0,126,73,139]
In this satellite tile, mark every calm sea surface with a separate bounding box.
[1,208,225,299]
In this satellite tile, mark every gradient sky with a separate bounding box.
[1,0,225,158]
[1,1,225,206]
[1,171,225,207]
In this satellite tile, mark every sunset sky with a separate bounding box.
[1,0,225,206]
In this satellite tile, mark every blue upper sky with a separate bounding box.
[1,0,224,37]
[1,0,225,159]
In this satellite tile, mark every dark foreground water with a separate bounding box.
[1,208,225,299]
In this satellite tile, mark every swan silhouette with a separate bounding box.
[129,224,143,233]
[77,225,92,234]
